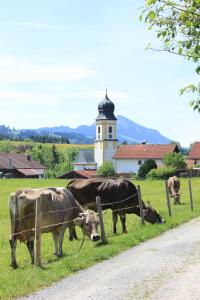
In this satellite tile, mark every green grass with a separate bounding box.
[0,140,93,151]
[1,178,200,299]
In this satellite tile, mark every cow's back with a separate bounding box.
[10,187,80,240]
[67,178,138,209]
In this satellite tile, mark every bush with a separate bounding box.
[147,166,176,180]
[97,161,116,177]
[163,152,186,169]
[138,159,157,179]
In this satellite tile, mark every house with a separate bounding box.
[113,144,179,174]
[188,142,200,165]
[73,150,97,171]
[0,153,46,178]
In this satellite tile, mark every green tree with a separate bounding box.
[141,0,200,110]
[138,159,157,178]
[163,152,186,168]
[97,161,116,177]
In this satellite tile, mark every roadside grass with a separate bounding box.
[0,178,200,298]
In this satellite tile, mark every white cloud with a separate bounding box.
[0,56,93,82]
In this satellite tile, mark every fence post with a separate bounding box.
[188,178,193,211]
[137,185,145,225]
[96,196,107,244]
[34,197,42,267]
[165,181,172,217]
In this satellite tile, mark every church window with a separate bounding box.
[98,126,101,139]
[108,126,113,139]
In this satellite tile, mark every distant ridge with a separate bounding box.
[32,115,171,144]
[0,115,171,144]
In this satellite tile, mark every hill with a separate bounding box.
[0,115,171,144]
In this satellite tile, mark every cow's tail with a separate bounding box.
[9,193,18,241]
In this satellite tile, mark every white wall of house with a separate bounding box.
[115,158,163,174]
[196,159,200,164]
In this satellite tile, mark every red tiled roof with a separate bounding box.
[113,144,178,159]
[58,169,97,179]
[74,170,97,178]
[188,142,200,159]
[0,153,45,169]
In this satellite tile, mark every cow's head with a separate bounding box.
[143,202,165,224]
[73,210,100,242]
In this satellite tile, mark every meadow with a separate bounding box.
[0,178,200,299]
[0,141,93,151]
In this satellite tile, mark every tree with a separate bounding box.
[97,161,116,177]
[141,0,200,110]
[138,159,157,178]
[163,152,186,168]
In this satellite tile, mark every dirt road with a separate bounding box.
[22,218,200,300]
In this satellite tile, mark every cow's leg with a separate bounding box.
[9,236,18,269]
[26,239,34,264]
[69,225,78,241]
[112,211,118,234]
[119,212,127,233]
[58,229,65,257]
[52,232,59,256]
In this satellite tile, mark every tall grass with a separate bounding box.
[0,178,200,298]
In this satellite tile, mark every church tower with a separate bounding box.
[94,91,118,168]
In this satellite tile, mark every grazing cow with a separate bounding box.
[67,178,164,239]
[167,176,181,205]
[9,187,100,269]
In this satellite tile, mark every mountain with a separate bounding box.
[116,115,171,144]
[37,115,171,144]
[0,115,171,144]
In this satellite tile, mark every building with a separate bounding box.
[73,150,97,171]
[0,153,46,178]
[94,90,118,168]
[188,142,200,165]
[113,144,179,174]
[70,92,178,177]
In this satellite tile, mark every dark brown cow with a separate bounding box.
[9,187,100,269]
[67,178,164,239]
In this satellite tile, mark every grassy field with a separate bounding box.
[1,178,200,299]
[0,141,93,151]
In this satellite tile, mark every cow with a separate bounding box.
[9,187,100,269]
[167,176,181,205]
[67,178,164,240]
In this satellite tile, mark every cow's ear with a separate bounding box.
[73,217,83,226]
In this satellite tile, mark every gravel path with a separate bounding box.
[22,218,200,300]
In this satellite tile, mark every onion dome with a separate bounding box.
[96,91,117,121]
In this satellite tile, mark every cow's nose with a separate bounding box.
[92,235,100,242]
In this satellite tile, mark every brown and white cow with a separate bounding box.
[167,176,181,205]
[9,187,100,269]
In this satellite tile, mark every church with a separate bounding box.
[72,92,179,178]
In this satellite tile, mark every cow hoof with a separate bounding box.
[122,230,128,234]
[11,263,18,269]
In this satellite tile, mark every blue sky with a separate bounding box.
[0,0,199,146]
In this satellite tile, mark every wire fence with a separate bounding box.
[2,178,199,267]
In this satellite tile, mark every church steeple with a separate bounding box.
[94,91,118,168]
[96,91,117,121]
